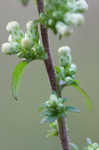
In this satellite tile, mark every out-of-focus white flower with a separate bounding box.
[70,64,77,74]
[58,46,71,55]
[65,76,73,83]
[65,13,84,26]
[56,22,73,36]
[76,0,88,12]
[1,42,18,54]
[6,21,20,32]
[67,0,75,9]
[71,64,77,71]
[26,21,33,31]
[48,19,53,26]
[50,94,58,102]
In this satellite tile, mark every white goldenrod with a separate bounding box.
[26,21,33,31]
[58,46,71,55]
[65,13,84,26]
[6,21,20,32]
[1,42,18,55]
[56,22,73,36]
[21,37,33,49]
[76,0,88,12]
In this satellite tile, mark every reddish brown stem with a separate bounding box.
[36,0,70,150]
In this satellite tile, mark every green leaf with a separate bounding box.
[12,61,28,100]
[47,129,58,137]
[65,106,80,113]
[72,84,92,110]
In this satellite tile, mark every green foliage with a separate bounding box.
[40,93,79,124]
[12,61,28,100]
[47,121,58,137]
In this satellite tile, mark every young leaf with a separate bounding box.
[65,106,80,113]
[72,84,92,110]
[12,61,28,100]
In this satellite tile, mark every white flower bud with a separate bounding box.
[65,13,84,26]
[70,64,77,72]
[58,103,64,109]
[1,42,18,55]
[56,22,73,36]
[67,0,76,9]
[21,37,33,49]
[76,0,88,12]
[65,76,73,83]
[6,21,20,32]
[50,94,57,102]
[48,19,53,26]
[58,46,71,55]
[26,21,33,31]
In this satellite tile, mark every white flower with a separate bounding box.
[21,37,33,49]
[65,13,84,26]
[71,64,77,71]
[70,64,77,74]
[67,0,75,9]
[76,0,88,12]
[50,94,58,102]
[26,21,33,31]
[1,42,18,54]
[6,21,20,32]
[65,76,73,82]
[56,21,73,36]
[48,19,53,25]
[1,42,11,54]
[58,46,71,55]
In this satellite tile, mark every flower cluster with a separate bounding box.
[55,46,78,88]
[1,21,47,62]
[40,93,79,124]
[40,0,88,37]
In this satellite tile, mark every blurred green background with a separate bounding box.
[0,0,99,150]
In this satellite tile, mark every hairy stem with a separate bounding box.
[36,0,70,150]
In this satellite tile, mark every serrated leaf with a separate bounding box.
[12,61,28,100]
[65,106,80,113]
[72,84,92,110]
